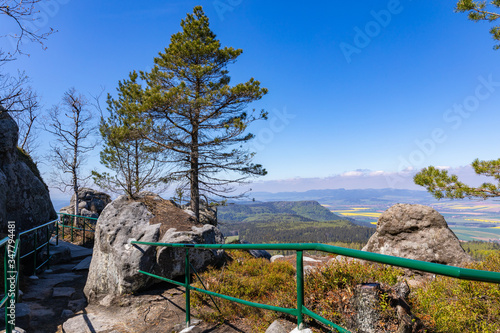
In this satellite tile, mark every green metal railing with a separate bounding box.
[0,236,20,333]
[1,219,58,332]
[0,213,95,332]
[18,219,58,277]
[57,213,98,245]
[131,241,500,332]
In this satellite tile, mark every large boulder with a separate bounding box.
[183,204,217,226]
[0,107,57,234]
[84,192,224,300]
[60,188,111,218]
[362,204,472,267]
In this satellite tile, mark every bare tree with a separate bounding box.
[45,88,96,216]
[1,0,55,60]
[0,71,41,158]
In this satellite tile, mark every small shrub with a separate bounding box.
[305,259,404,328]
[411,251,500,333]
[192,250,297,331]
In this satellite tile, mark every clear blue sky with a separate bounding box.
[2,0,500,195]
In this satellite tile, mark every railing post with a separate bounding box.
[296,250,304,329]
[71,216,74,242]
[32,231,37,277]
[15,240,19,303]
[45,224,51,273]
[62,216,65,241]
[56,218,59,246]
[185,248,191,328]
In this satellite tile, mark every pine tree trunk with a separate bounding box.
[73,110,79,216]
[190,116,200,221]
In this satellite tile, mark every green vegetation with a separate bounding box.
[192,248,500,333]
[411,251,500,332]
[456,0,500,49]
[461,240,500,260]
[218,201,343,222]
[192,250,404,332]
[222,221,374,244]
[16,147,48,191]
[113,6,268,220]
[218,201,374,245]
[414,162,500,199]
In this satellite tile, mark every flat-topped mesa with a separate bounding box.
[84,192,225,302]
[0,105,57,234]
[362,203,472,267]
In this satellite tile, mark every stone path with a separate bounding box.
[9,240,255,333]
[10,240,304,333]
[15,240,91,333]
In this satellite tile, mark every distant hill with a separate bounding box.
[249,188,434,205]
[218,200,375,244]
[218,200,343,223]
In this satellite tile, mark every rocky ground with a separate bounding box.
[12,240,297,333]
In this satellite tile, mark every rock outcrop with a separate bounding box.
[84,192,224,300]
[362,203,472,267]
[183,204,217,226]
[0,107,57,233]
[60,187,111,218]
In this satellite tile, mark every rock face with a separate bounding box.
[362,204,472,266]
[183,204,217,226]
[0,107,57,233]
[60,188,111,218]
[349,281,422,333]
[84,192,224,300]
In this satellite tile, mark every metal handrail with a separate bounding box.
[131,241,500,332]
[57,213,97,244]
[1,219,58,332]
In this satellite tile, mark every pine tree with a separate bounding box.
[92,72,167,198]
[414,160,500,199]
[138,6,268,219]
[456,0,500,49]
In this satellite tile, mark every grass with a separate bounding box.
[192,250,404,332]
[191,247,500,333]
[411,251,500,333]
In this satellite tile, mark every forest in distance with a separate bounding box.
[218,200,376,244]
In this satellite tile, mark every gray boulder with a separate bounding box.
[84,192,224,300]
[60,187,111,218]
[362,204,472,267]
[0,107,57,233]
[183,204,217,226]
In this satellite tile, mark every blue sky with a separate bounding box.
[2,0,500,197]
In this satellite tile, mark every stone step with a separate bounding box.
[50,239,93,260]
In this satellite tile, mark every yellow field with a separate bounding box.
[332,207,381,218]
[339,212,382,217]
[465,218,500,223]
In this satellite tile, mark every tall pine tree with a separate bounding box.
[93,72,168,198]
[139,6,268,220]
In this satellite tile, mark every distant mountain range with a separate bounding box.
[248,188,436,205]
